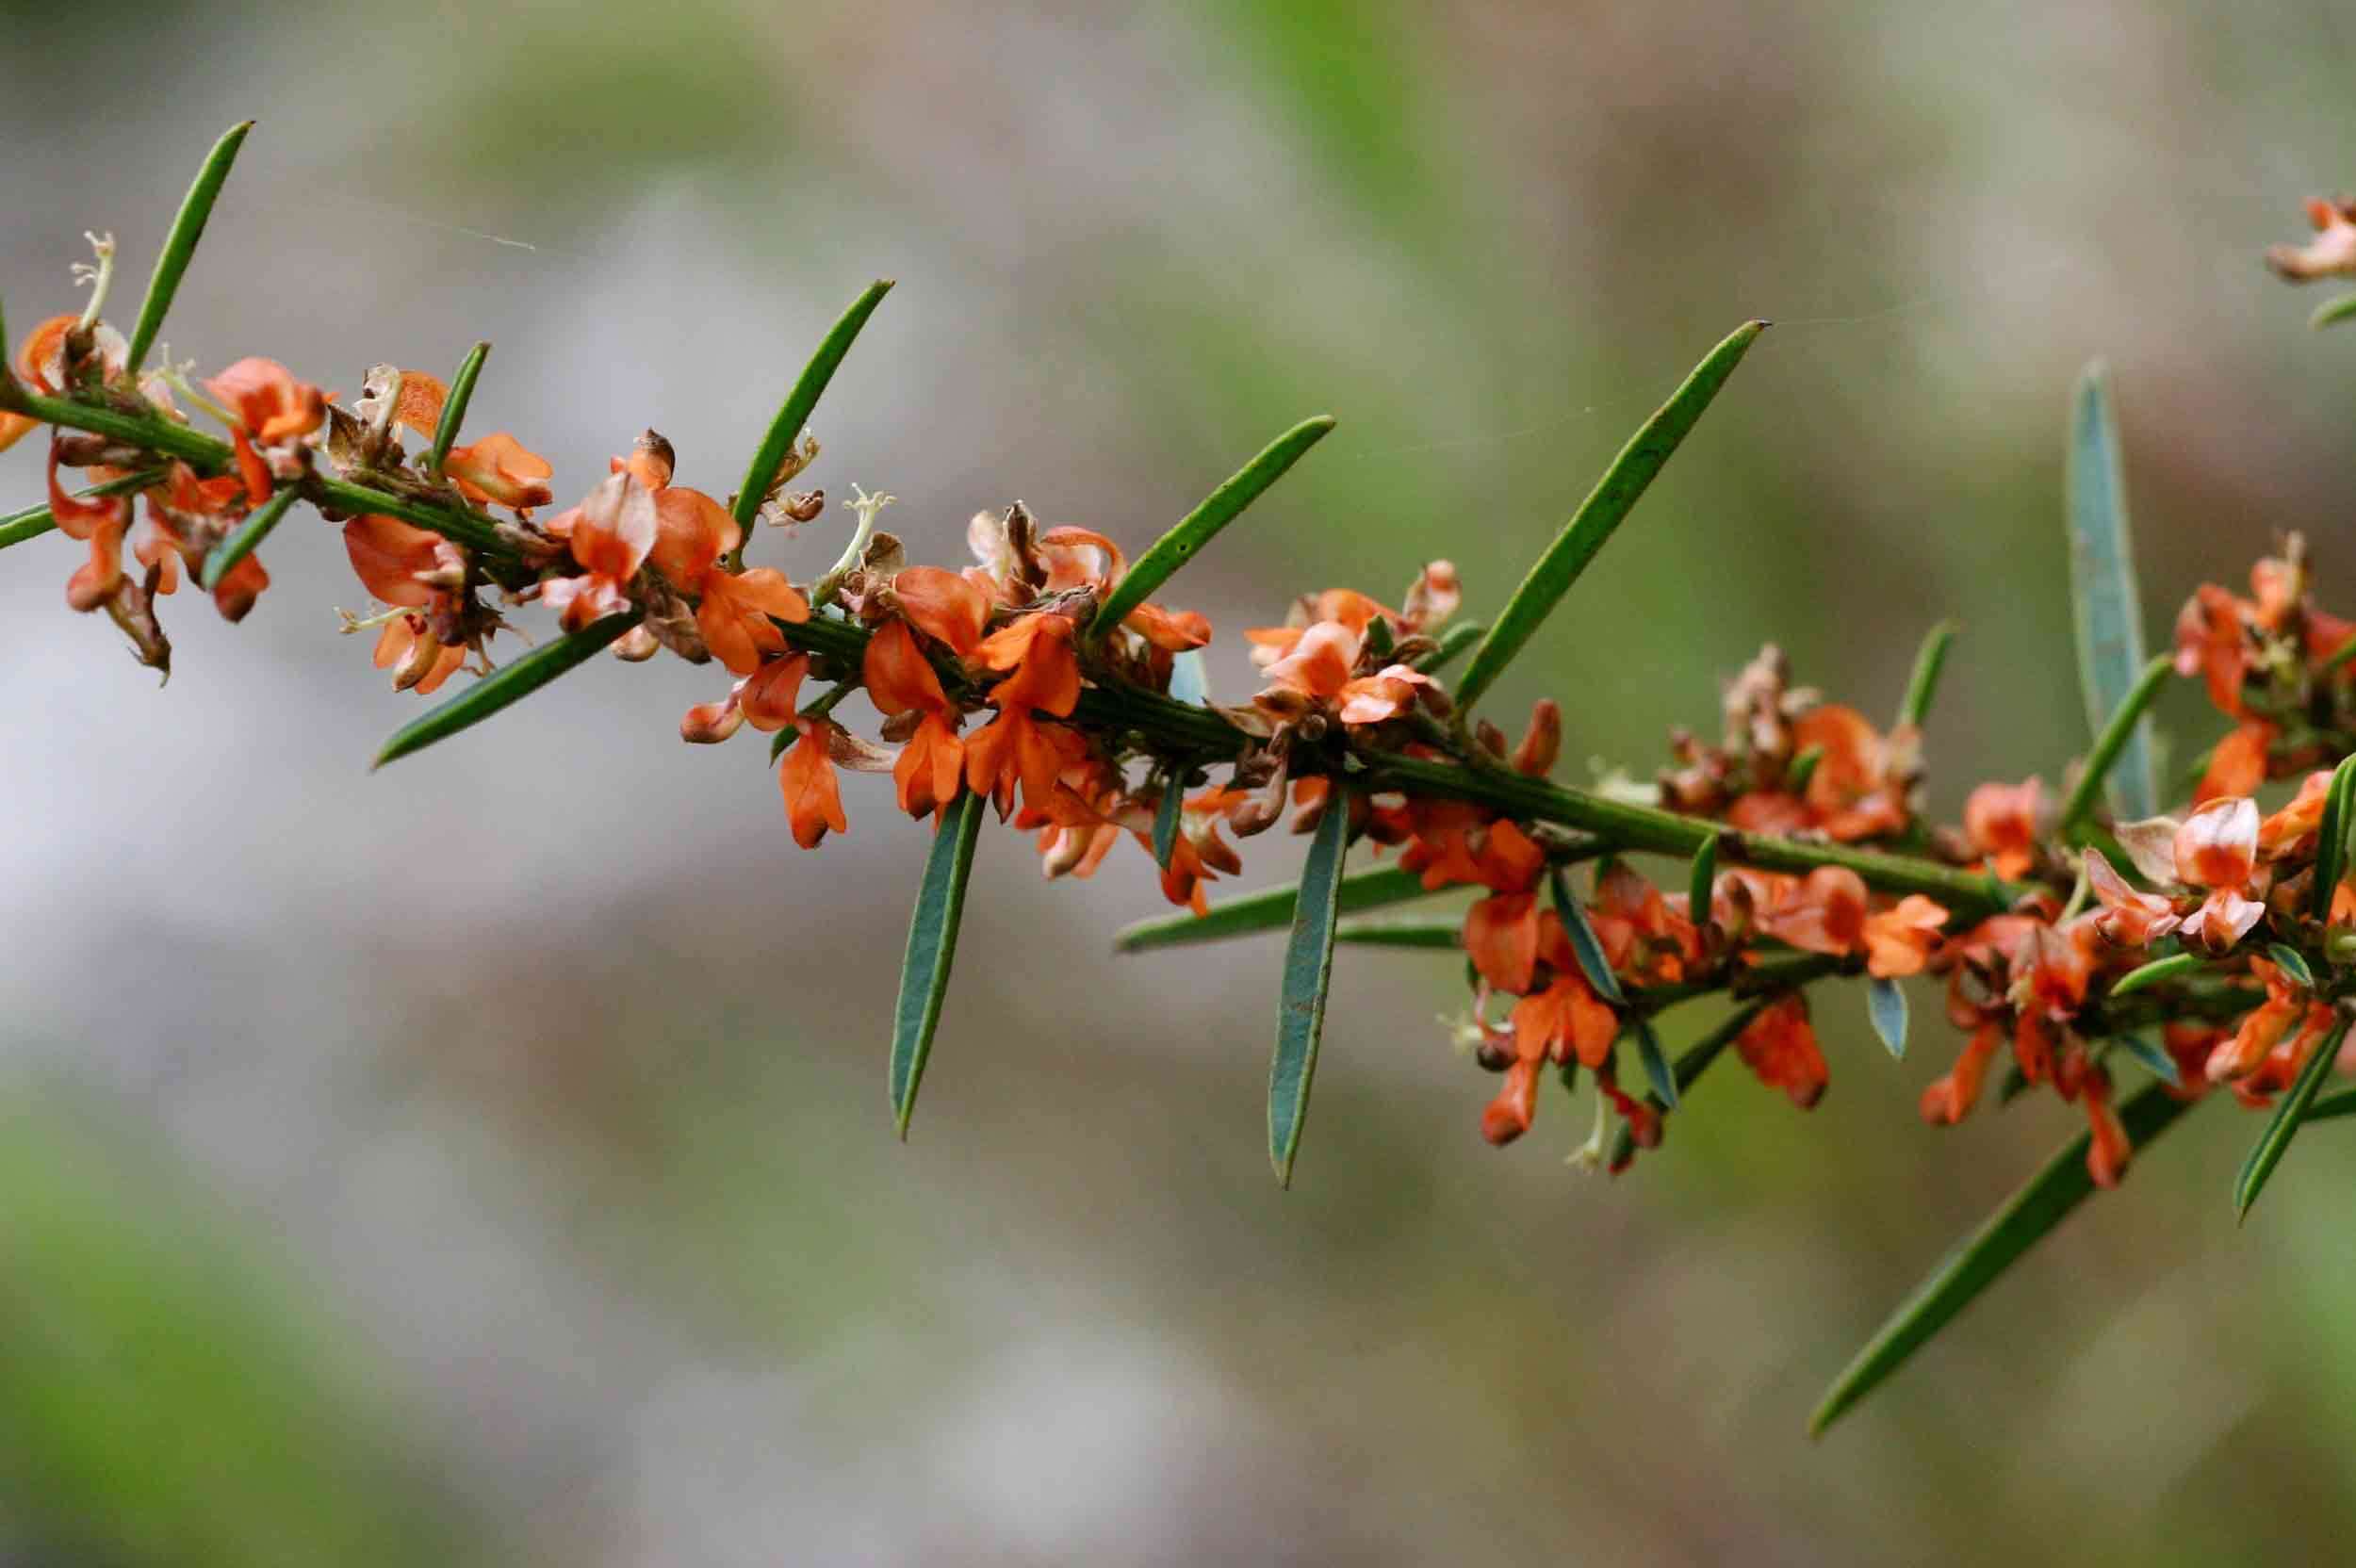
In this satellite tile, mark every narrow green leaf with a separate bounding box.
[2058,654,2172,835]
[1689,832,1720,925]
[1332,919,1461,950]
[1167,647,1212,706]
[1087,416,1335,644]
[2305,1086,2356,1124]
[1151,774,1185,871]
[2065,362,2155,821]
[1116,864,1435,952]
[1415,619,1484,676]
[2309,753,2356,920]
[199,485,300,591]
[1269,792,1350,1187]
[1809,1080,2197,1437]
[125,121,254,372]
[1897,619,1960,730]
[1785,744,1824,797]
[2266,943,2317,992]
[1631,1019,1678,1108]
[1866,976,1907,1059]
[890,789,989,1137]
[427,341,491,477]
[732,279,894,530]
[2110,1032,2182,1088]
[1549,866,1627,1004]
[2312,293,2356,331]
[1451,320,1767,713]
[2107,950,2204,999]
[371,611,640,769]
[2233,1014,2352,1223]
[0,469,165,551]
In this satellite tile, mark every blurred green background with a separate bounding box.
[5,1,2356,1561]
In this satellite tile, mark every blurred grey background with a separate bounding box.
[5,1,2356,1562]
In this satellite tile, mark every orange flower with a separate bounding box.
[2081,847,2180,948]
[443,432,554,513]
[2266,196,2356,281]
[2205,956,2321,1084]
[1861,894,1948,978]
[2172,582,2249,715]
[965,612,1086,819]
[1464,891,1541,993]
[205,357,326,502]
[1336,663,1439,726]
[1258,619,1359,700]
[1507,912,1621,1070]
[1735,993,1827,1108]
[1759,866,1869,956]
[343,514,458,608]
[2079,1067,2131,1188]
[863,619,967,819]
[1962,777,2043,879]
[1792,704,1911,841]
[2195,720,2275,804]
[1588,863,1703,986]
[893,566,991,656]
[1481,1056,1546,1147]
[1920,1021,2004,1125]
[45,437,131,612]
[540,471,656,632]
[373,613,466,694]
[2259,770,2333,856]
[779,719,848,849]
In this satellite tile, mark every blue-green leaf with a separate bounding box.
[2065,362,2155,821]
[1549,866,1627,1004]
[1088,416,1335,644]
[732,279,894,531]
[890,789,989,1137]
[1116,864,1436,952]
[2266,943,2317,993]
[1269,792,1351,1187]
[1151,775,1185,871]
[1631,1019,1678,1109]
[1809,1080,2196,1437]
[371,611,641,769]
[125,122,254,372]
[2233,1015,2352,1223]
[1866,976,1907,1059]
[426,342,491,478]
[2110,1033,2181,1088]
[1689,832,1720,927]
[200,485,301,592]
[1451,320,1767,714]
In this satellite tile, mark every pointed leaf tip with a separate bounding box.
[891,789,989,1137]
[126,120,255,373]
[1269,792,1350,1187]
[2233,1014,2351,1224]
[732,279,895,530]
[1451,319,1764,714]
[2064,361,2156,822]
[1866,975,1908,1059]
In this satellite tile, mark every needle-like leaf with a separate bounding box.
[427,341,491,478]
[125,121,254,372]
[1450,320,1767,714]
[2065,362,2156,822]
[1689,831,1719,923]
[1115,864,1437,952]
[2109,1033,2182,1088]
[2308,754,2356,920]
[371,611,641,769]
[2312,293,2356,331]
[1414,620,1484,676]
[2058,654,2172,836]
[199,485,300,591]
[1269,793,1350,1187]
[1087,416,1335,645]
[2233,1014,2353,1224]
[2106,950,2205,999]
[1332,919,1462,949]
[1549,866,1627,1004]
[1896,619,1960,730]
[1151,772,1185,871]
[0,469,166,551]
[1808,1080,2196,1437]
[890,789,989,1137]
[732,279,894,531]
[1866,976,1907,1059]
[1630,1019,1678,1108]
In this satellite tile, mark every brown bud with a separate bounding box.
[777,489,825,524]
[680,697,744,744]
[612,626,661,662]
[1512,699,1562,777]
[1474,720,1510,760]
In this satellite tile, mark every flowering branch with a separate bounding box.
[9,122,2356,1438]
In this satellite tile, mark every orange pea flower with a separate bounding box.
[893,566,991,657]
[2081,847,2180,948]
[45,437,132,612]
[205,357,326,502]
[1860,894,1949,978]
[863,618,967,819]
[540,471,656,632]
[1962,777,2044,879]
[443,432,554,513]
[779,719,849,848]
[1920,1021,2004,1125]
[965,612,1086,819]
[2195,719,2276,804]
[1735,993,1828,1108]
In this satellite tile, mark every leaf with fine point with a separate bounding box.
[1115,864,1437,952]
[1808,1080,2196,1438]
[2106,950,2204,999]
[1631,1019,1678,1109]
[1549,866,1627,1004]
[427,342,491,477]
[2313,293,2356,330]
[1269,793,1350,1187]
[1865,975,1907,1059]
[2109,1033,2181,1088]
[1414,620,1483,676]
[732,279,894,531]
[2065,362,2155,822]
[1897,619,1959,730]
[2305,1086,2356,1124]
[1689,832,1719,926]
[890,789,989,1138]
[2233,1015,2352,1224]
[1449,319,1767,715]
[200,486,300,592]
[125,121,254,372]
[371,611,641,769]
[1332,919,1463,949]
[1087,416,1335,645]
[2266,944,2317,992]
[2058,654,2172,837]
[2308,754,2356,920]
[1151,775,1184,871]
